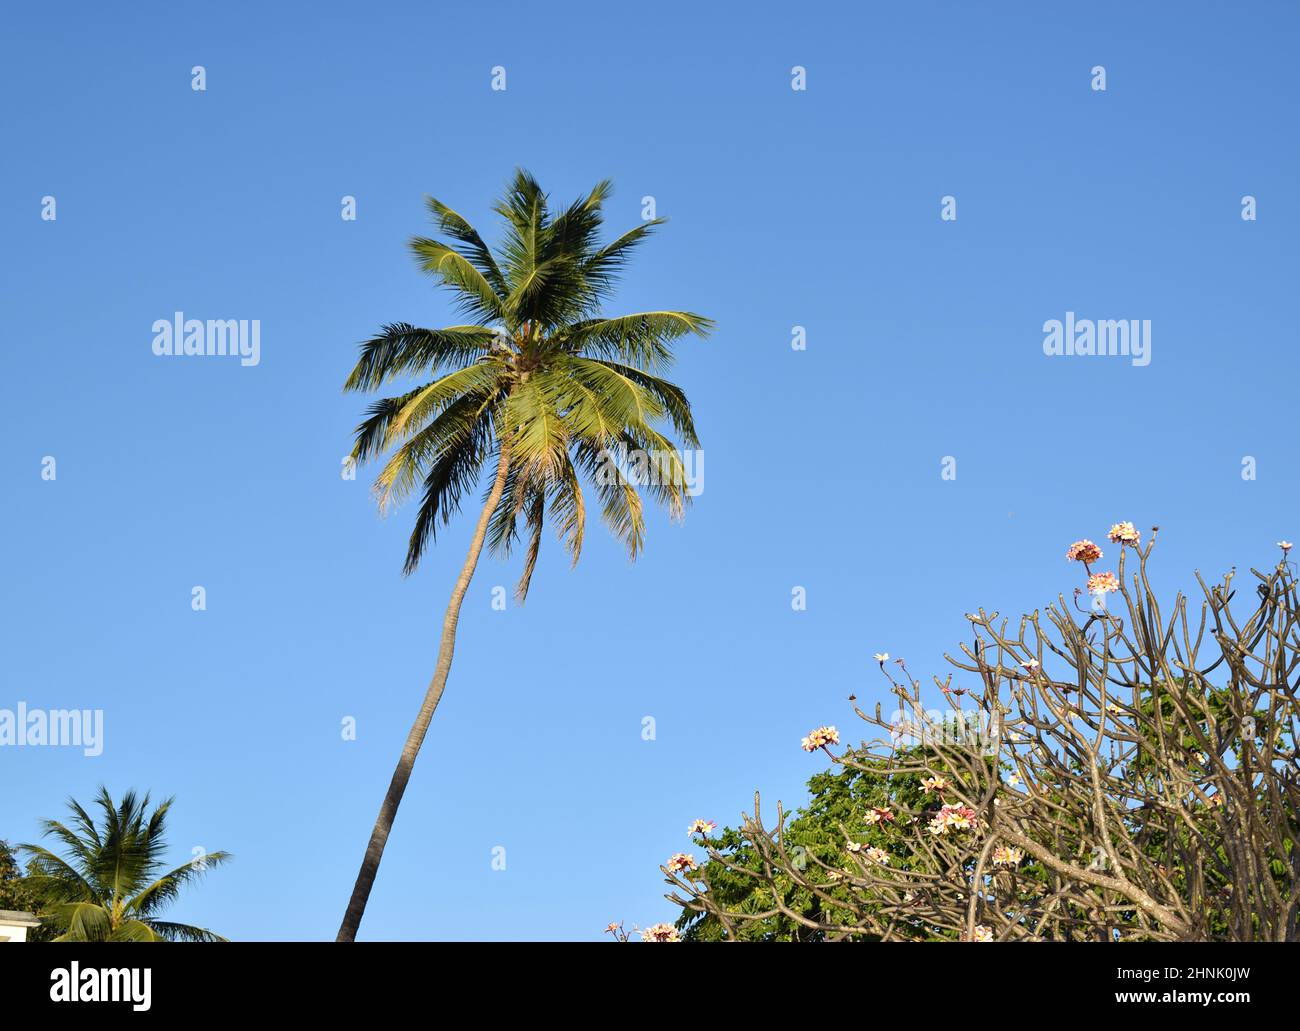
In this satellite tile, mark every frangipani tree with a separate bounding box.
[339,170,711,941]
[662,528,1300,942]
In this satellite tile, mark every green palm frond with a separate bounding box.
[421,197,508,298]
[126,852,232,919]
[21,844,100,905]
[143,920,229,943]
[485,461,530,556]
[504,373,571,475]
[106,919,164,942]
[64,798,103,850]
[588,360,701,449]
[351,386,427,463]
[344,323,495,393]
[402,421,496,576]
[50,901,113,942]
[409,239,506,325]
[616,425,690,520]
[561,311,714,369]
[550,371,623,449]
[382,363,504,446]
[561,355,665,429]
[581,218,663,297]
[548,452,587,566]
[31,820,99,875]
[515,487,547,601]
[574,440,646,559]
[373,390,497,513]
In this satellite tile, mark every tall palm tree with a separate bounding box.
[338,169,712,941]
[21,787,231,941]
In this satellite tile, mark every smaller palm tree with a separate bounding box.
[21,787,231,942]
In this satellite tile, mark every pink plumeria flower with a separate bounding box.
[928,804,977,836]
[641,923,681,942]
[1279,541,1293,552]
[1087,572,1120,594]
[1066,540,1103,563]
[1107,521,1141,546]
[665,853,698,874]
[801,725,840,752]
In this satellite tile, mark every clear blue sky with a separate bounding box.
[2,1,1296,940]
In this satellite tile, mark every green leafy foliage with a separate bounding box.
[0,839,54,941]
[678,753,932,941]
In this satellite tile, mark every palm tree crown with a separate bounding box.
[345,168,713,597]
[21,788,231,942]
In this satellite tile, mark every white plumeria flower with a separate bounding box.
[873,652,889,663]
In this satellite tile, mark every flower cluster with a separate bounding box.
[641,923,681,942]
[1087,572,1119,594]
[928,804,977,836]
[1107,521,1141,546]
[1066,540,1103,563]
[686,819,717,838]
[991,845,1024,867]
[864,806,895,826]
[921,775,950,794]
[665,853,698,874]
[1067,522,1145,602]
[846,841,890,865]
[801,725,840,752]
[967,925,994,942]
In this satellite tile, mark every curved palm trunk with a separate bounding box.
[337,439,512,942]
